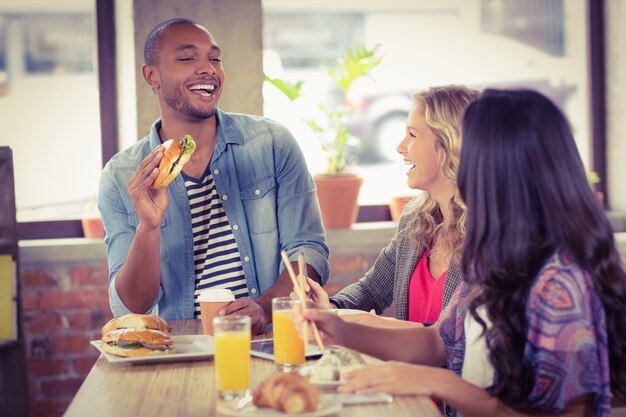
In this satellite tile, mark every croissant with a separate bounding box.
[252,371,319,413]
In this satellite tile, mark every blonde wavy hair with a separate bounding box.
[403,85,480,263]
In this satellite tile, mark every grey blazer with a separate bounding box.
[330,212,463,320]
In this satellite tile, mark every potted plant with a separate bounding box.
[265,45,383,228]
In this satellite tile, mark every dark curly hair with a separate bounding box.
[458,89,626,407]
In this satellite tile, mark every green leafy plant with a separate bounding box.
[265,45,383,175]
[587,170,600,187]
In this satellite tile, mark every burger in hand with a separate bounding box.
[100,314,174,357]
[151,134,196,188]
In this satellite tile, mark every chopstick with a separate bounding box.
[297,251,308,295]
[280,251,325,352]
[297,251,309,352]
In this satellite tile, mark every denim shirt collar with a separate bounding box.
[147,109,244,157]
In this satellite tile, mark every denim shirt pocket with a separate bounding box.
[240,176,278,234]
[127,214,168,259]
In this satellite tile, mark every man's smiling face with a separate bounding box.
[152,23,225,120]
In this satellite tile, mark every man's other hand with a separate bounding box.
[219,298,268,335]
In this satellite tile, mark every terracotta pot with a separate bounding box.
[81,217,105,238]
[314,174,363,228]
[595,191,605,208]
[389,195,414,222]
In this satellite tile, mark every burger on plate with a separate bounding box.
[101,328,174,357]
[100,314,174,357]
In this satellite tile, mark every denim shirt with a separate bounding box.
[98,110,329,319]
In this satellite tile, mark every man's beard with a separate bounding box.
[161,82,216,119]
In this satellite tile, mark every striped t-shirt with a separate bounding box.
[182,170,249,318]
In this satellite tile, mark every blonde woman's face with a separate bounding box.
[396,104,444,192]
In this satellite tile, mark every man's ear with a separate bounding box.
[142,64,159,90]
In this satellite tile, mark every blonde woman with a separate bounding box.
[305,85,479,326]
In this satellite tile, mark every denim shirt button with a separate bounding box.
[244,256,250,262]
[222,195,228,201]
[233,225,239,231]
[254,189,261,195]
[213,169,219,175]
[250,288,257,294]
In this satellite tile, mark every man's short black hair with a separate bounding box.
[144,18,198,65]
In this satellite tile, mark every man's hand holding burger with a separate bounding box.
[127,135,196,228]
[127,146,170,228]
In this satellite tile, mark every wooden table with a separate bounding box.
[64,320,441,417]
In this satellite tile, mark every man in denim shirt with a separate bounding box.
[98,18,329,334]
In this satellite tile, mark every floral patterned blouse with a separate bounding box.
[438,250,611,417]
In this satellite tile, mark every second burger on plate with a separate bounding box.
[100,313,174,357]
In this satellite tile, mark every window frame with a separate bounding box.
[16,0,605,239]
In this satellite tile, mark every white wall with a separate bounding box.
[606,0,626,211]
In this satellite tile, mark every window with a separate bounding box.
[23,14,94,75]
[264,13,364,68]
[0,9,102,224]
[263,0,592,208]
[11,0,605,238]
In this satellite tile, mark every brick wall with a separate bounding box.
[20,262,112,417]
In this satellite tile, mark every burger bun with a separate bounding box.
[151,135,196,188]
[101,313,170,337]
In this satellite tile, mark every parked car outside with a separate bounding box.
[345,33,579,163]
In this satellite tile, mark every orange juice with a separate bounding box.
[272,310,305,366]
[214,331,251,392]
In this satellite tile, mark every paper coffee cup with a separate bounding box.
[198,289,235,335]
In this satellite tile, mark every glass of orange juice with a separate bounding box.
[272,297,305,371]
[213,315,251,399]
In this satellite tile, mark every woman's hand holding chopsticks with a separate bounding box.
[291,306,346,347]
[289,277,331,309]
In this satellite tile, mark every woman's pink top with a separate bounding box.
[407,249,446,323]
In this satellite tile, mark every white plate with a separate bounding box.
[90,334,214,365]
[217,394,342,417]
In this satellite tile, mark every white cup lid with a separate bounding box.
[197,288,235,302]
